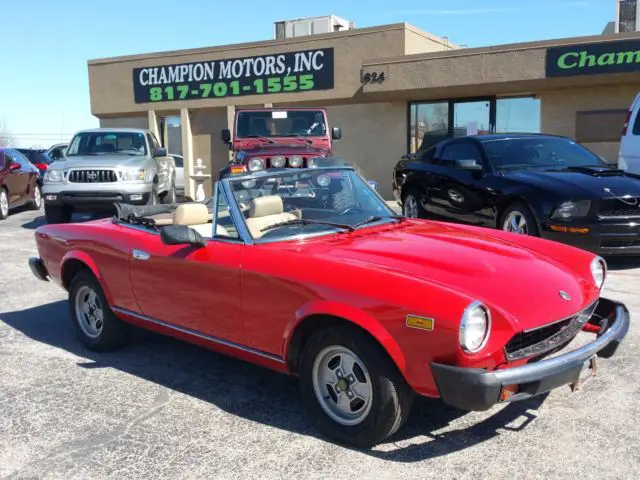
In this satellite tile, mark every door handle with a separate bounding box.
[132,249,150,260]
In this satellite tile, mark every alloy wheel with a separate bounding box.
[0,190,8,218]
[503,211,528,234]
[312,345,373,426]
[33,186,42,209]
[403,195,418,218]
[74,285,104,339]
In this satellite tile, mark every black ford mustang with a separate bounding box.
[392,134,640,256]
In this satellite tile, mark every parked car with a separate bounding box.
[170,154,184,194]
[0,148,42,219]
[16,148,55,177]
[619,92,640,174]
[29,164,629,446]
[42,128,177,224]
[47,143,68,162]
[394,134,640,256]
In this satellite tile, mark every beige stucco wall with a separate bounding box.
[190,108,230,197]
[99,116,148,129]
[326,102,406,199]
[403,29,458,55]
[541,85,638,163]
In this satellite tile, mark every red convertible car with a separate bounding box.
[29,165,629,446]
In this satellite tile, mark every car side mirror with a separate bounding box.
[153,147,167,158]
[331,126,342,141]
[160,225,207,248]
[8,163,20,171]
[221,128,231,144]
[456,159,483,171]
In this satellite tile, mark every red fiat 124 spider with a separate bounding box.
[29,164,629,446]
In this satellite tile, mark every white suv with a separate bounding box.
[618,92,640,175]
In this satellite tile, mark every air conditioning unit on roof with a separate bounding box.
[274,15,354,40]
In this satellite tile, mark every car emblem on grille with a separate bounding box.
[559,290,572,301]
[87,171,98,181]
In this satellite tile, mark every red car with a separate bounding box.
[28,165,629,446]
[1,148,42,220]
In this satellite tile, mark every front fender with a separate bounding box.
[60,250,114,304]
[282,300,407,374]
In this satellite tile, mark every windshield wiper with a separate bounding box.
[242,135,275,144]
[352,215,406,229]
[261,218,354,233]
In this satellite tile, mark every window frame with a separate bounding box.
[435,139,489,171]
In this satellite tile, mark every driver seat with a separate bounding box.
[245,196,299,239]
[173,203,229,238]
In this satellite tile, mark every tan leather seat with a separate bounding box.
[172,203,229,238]
[245,196,298,239]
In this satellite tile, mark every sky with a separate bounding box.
[1,0,615,148]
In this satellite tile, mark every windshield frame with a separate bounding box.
[234,109,328,140]
[216,166,397,245]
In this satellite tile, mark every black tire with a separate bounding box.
[402,187,428,219]
[68,270,130,352]
[161,179,176,205]
[29,184,42,210]
[147,188,160,206]
[44,204,72,224]
[499,202,539,236]
[298,325,414,447]
[0,188,8,220]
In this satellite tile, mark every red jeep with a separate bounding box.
[220,107,342,178]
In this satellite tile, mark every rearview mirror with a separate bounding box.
[160,225,207,248]
[221,128,231,144]
[331,126,342,141]
[456,159,483,171]
[153,147,167,158]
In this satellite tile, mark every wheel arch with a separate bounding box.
[495,194,544,231]
[60,251,113,304]
[283,302,407,378]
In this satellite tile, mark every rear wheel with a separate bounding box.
[0,188,9,220]
[298,325,414,447]
[44,204,72,224]
[403,188,428,219]
[162,179,176,204]
[69,270,129,351]
[29,184,42,210]
[500,202,539,236]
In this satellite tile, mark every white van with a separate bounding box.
[618,92,640,174]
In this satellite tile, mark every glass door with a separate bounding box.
[451,99,494,138]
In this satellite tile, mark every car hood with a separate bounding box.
[504,166,640,198]
[304,222,597,330]
[49,155,149,170]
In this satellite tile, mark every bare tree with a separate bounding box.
[0,119,15,147]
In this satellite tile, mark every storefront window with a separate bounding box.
[160,115,183,155]
[409,102,448,153]
[495,97,541,134]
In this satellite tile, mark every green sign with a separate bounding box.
[546,39,640,77]
[133,48,334,103]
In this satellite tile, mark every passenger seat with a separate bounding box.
[172,203,229,238]
[245,196,299,239]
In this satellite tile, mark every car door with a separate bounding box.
[3,150,30,204]
[423,140,495,227]
[128,193,244,344]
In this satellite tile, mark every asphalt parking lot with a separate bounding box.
[1,206,639,480]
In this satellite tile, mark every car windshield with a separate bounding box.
[226,168,400,242]
[482,137,606,170]
[235,110,327,138]
[66,132,148,156]
[16,149,54,165]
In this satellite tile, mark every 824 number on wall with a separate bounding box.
[361,70,386,84]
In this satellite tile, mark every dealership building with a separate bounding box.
[87,16,640,200]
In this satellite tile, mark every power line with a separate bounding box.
[3,133,76,136]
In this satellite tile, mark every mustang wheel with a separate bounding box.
[69,270,129,351]
[29,185,42,210]
[501,202,539,236]
[0,188,8,220]
[298,325,414,447]
[403,189,427,219]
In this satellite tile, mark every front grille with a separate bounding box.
[504,301,598,361]
[601,239,640,248]
[598,198,640,219]
[68,169,117,183]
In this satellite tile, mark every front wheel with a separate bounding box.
[298,326,414,447]
[68,270,130,352]
[29,184,42,210]
[162,179,177,205]
[500,202,539,236]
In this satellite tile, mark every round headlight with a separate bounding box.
[590,256,607,290]
[248,157,265,171]
[271,156,286,168]
[459,301,491,353]
[289,155,303,168]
